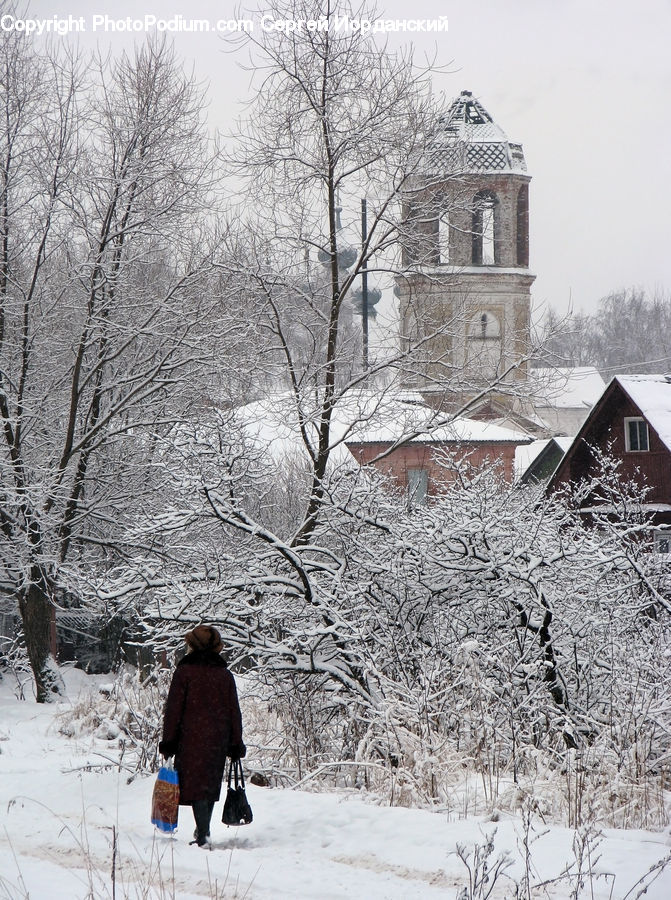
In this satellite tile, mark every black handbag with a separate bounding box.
[222,759,253,826]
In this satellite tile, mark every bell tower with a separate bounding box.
[398,90,534,411]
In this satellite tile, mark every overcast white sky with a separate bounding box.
[22,0,671,316]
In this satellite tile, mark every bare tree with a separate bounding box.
[41,3,667,824]
[214,0,509,546]
[128,443,670,822]
[114,0,556,740]
[541,288,671,375]
[0,31,218,700]
[106,5,669,812]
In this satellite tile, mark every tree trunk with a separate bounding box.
[18,572,63,702]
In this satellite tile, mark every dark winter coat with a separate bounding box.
[160,650,243,805]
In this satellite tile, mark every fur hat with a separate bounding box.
[185,624,223,654]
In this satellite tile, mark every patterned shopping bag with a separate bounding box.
[151,761,179,833]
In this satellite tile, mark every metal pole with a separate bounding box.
[361,198,369,371]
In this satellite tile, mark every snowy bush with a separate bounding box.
[57,668,173,774]
[85,442,671,828]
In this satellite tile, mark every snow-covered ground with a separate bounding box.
[1,670,670,899]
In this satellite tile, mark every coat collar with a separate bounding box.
[177,649,228,668]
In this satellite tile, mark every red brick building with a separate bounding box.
[346,414,531,502]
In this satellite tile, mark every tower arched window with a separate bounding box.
[516,184,529,267]
[472,190,498,265]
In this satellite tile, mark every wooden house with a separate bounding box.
[547,375,671,546]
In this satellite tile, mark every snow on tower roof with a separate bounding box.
[423,90,527,176]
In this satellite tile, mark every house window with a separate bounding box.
[624,417,649,452]
[407,468,428,506]
[654,530,671,554]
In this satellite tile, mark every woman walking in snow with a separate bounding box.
[159,625,245,847]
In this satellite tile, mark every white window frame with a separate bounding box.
[624,417,649,452]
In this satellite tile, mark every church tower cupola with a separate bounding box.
[398,90,534,402]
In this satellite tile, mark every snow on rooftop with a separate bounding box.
[556,436,574,452]
[234,390,428,466]
[515,439,551,477]
[515,436,574,480]
[531,367,606,409]
[547,374,671,471]
[441,93,508,145]
[234,391,532,466]
[348,412,532,446]
[616,374,671,452]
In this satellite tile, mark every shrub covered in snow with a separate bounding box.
[57,668,173,775]
[89,456,670,830]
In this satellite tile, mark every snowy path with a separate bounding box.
[1,677,670,899]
